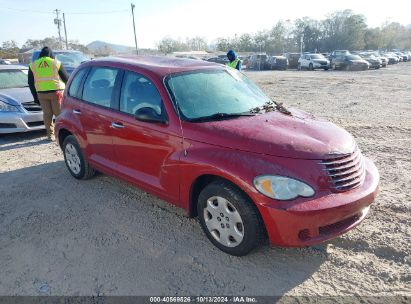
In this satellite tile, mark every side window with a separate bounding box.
[119,71,163,116]
[82,67,118,108]
[68,68,87,99]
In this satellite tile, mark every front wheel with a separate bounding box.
[197,180,266,256]
[63,135,96,180]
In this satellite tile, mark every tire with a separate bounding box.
[197,180,266,256]
[297,63,301,71]
[63,135,96,180]
[324,67,329,71]
[309,63,314,71]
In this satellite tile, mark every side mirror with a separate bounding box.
[134,107,167,124]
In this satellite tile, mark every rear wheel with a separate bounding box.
[197,180,266,256]
[63,135,95,180]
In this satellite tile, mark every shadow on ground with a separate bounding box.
[0,130,48,152]
[0,162,326,296]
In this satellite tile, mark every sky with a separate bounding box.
[0,0,410,48]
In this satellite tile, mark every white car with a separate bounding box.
[298,53,330,71]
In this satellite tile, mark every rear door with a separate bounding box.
[109,70,182,202]
[78,66,121,171]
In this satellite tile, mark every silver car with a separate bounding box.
[0,65,44,134]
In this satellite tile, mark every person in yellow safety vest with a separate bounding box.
[28,46,69,141]
[226,49,242,71]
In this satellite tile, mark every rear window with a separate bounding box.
[310,54,324,59]
[68,68,88,99]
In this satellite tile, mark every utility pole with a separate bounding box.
[54,9,63,49]
[300,34,304,55]
[131,3,138,55]
[63,13,68,50]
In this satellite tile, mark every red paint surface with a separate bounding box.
[56,56,379,247]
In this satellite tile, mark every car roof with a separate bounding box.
[86,55,224,77]
[33,50,82,53]
[0,64,28,70]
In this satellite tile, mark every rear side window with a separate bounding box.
[119,71,162,116]
[68,68,88,99]
[82,67,119,108]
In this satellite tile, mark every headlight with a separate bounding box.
[253,175,315,200]
[0,100,19,112]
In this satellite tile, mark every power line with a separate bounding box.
[65,9,129,15]
[0,7,53,14]
[0,7,128,15]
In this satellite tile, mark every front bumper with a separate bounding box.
[313,62,330,69]
[0,111,44,134]
[256,157,379,247]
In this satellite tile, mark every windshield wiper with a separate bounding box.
[189,112,256,122]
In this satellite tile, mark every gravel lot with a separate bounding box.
[0,63,410,297]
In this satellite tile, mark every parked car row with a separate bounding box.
[220,49,411,71]
[0,58,12,65]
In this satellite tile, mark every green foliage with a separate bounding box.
[0,40,19,58]
[157,37,191,54]
[157,10,409,53]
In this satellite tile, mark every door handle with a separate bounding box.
[111,122,125,129]
[73,109,81,115]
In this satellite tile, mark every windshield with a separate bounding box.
[0,70,28,89]
[55,52,88,68]
[347,55,362,60]
[165,69,271,121]
[310,54,324,59]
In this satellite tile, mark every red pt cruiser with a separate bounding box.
[55,56,379,256]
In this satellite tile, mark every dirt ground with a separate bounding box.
[0,63,410,297]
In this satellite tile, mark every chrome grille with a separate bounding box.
[321,146,366,192]
[22,101,42,112]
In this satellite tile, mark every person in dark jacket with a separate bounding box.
[28,47,69,140]
[226,49,242,70]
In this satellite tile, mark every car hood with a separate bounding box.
[0,87,33,106]
[183,108,355,160]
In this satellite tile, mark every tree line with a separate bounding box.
[157,10,411,54]
[0,37,92,59]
